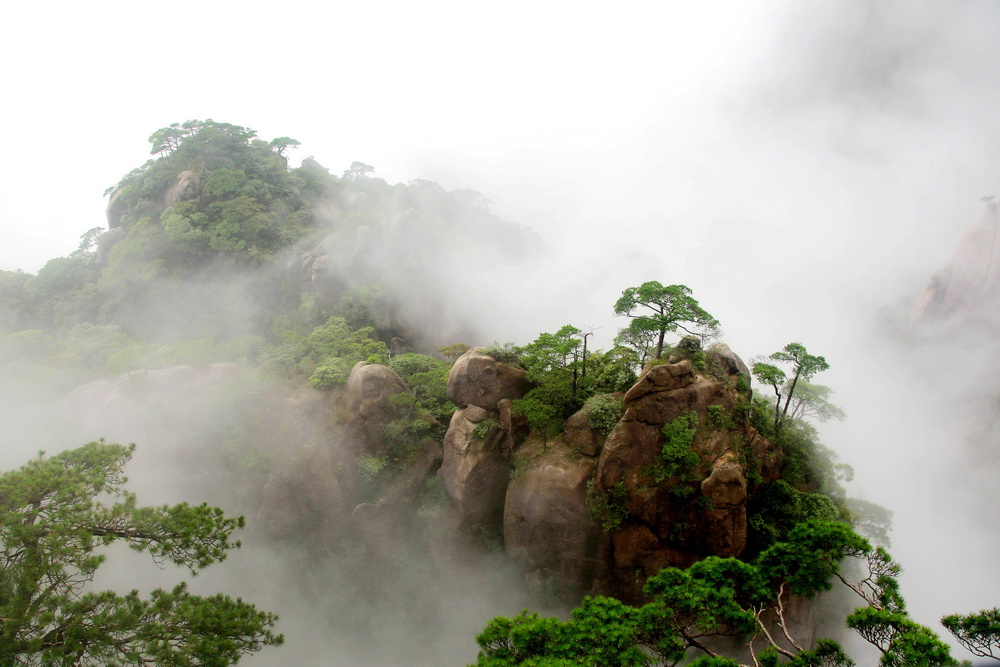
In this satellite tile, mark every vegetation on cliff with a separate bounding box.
[471,521,957,666]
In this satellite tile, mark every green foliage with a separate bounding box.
[753,342,831,434]
[844,498,894,547]
[585,394,624,436]
[0,441,282,665]
[512,394,562,442]
[439,342,471,362]
[518,325,582,383]
[585,481,630,533]
[706,404,734,429]
[942,607,1000,661]
[294,316,389,388]
[586,346,639,394]
[847,607,957,666]
[747,479,841,556]
[379,354,454,475]
[472,597,654,667]
[358,454,389,482]
[480,342,522,366]
[473,418,501,441]
[613,282,720,359]
[648,411,700,496]
[473,520,889,666]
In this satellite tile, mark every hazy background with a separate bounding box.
[3,0,1000,663]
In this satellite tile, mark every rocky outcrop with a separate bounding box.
[333,362,409,457]
[438,404,509,533]
[447,347,532,410]
[590,358,781,601]
[438,348,531,536]
[912,203,1000,325]
[163,170,201,207]
[434,341,782,603]
[707,342,751,386]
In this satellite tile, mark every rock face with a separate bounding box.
[333,362,409,457]
[590,359,780,601]
[163,170,201,207]
[912,203,1000,325]
[504,442,599,602]
[439,407,509,532]
[438,348,531,535]
[447,347,532,410]
[434,342,782,603]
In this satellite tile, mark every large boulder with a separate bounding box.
[447,347,532,410]
[707,343,751,385]
[333,362,409,456]
[437,407,509,534]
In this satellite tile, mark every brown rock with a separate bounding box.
[163,170,201,207]
[623,360,696,403]
[707,343,751,382]
[699,457,748,557]
[438,408,510,533]
[504,444,598,601]
[447,347,532,410]
[563,408,601,457]
[333,362,409,456]
[591,359,762,600]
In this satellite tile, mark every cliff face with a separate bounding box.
[908,204,1000,465]
[436,343,781,603]
[912,203,1000,328]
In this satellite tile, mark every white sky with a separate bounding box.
[3,0,1000,652]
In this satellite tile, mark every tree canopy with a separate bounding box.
[613,282,720,359]
[942,607,1000,661]
[752,342,831,434]
[0,441,282,665]
[471,520,960,667]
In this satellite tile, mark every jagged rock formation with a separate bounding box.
[61,342,783,609]
[439,348,531,534]
[504,443,598,600]
[591,353,780,601]
[436,342,781,603]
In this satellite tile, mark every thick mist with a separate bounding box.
[4,2,1000,665]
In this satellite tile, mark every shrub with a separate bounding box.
[649,411,701,496]
[586,481,630,532]
[480,341,522,366]
[472,418,501,441]
[587,395,625,436]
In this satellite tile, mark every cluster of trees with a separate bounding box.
[484,281,723,443]
[471,518,999,666]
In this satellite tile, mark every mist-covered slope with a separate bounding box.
[2,121,995,665]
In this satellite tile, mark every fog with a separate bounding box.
[3,1,1000,664]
